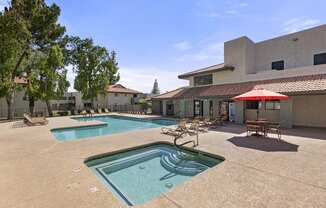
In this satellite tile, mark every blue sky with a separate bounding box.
[1,0,325,93]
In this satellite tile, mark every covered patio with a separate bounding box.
[152,74,326,128]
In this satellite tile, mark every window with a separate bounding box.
[246,101,260,110]
[194,74,213,86]
[272,60,284,70]
[314,53,326,65]
[266,100,280,110]
[114,93,118,97]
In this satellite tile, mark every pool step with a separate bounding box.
[160,152,208,176]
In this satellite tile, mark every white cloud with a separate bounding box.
[283,17,320,33]
[176,42,224,63]
[173,41,192,51]
[118,66,188,93]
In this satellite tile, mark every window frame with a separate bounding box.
[265,100,281,110]
[271,60,285,71]
[194,74,213,86]
[313,52,326,66]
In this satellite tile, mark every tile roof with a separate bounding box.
[178,63,234,79]
[107,84,142,94]
[151,87,185,99]
[153,74,326,100]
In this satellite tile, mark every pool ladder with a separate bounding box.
[173,127,199,148]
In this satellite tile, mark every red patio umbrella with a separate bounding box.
[232,88,288,120]
[232,88,289,101]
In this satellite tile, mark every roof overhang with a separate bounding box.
[178,64,234,79]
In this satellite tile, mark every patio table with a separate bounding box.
[246,120,269,137]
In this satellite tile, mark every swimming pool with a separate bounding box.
[51,115,177,141]
[85,143,224,206]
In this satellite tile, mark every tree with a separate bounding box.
[36,45,70,116]
[70,37,119,108]
[151,79,160,95]
[0,0,66,119]
[107,51,120,85]
[0,2,30,119]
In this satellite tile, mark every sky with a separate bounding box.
[1,0,326,93]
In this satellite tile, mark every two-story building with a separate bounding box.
[152,25,326,128]
[0,84,143,118]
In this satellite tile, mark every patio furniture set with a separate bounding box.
[246,120,282,139]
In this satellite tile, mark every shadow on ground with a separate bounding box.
[282,127,326,141]
[208,123,246,134]
[228,136,299,152]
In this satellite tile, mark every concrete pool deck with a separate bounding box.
[0,114,326,207]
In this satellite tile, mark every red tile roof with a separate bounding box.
[107,84,142,94]
[153,74,326,100]
[178,63,234,79]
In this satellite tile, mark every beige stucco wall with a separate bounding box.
[107,93,134,106]
[292,95,326,128]
[255,25,326,72]
[0,91,75,118]
[184,25,326,88]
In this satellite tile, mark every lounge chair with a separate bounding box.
[161,120,187,135]
[97,108,102,114]
[23,113,48,126]
[103,108,110,113]
[89,109,95,115]
[80,110,87,117]
[189,121,208,133]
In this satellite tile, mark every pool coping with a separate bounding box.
[84,141,226,164]
[51,123,108,131]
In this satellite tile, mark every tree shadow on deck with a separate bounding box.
[228,136,299,152]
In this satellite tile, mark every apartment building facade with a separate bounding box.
[152,25,326,128]
[0,84,143,118]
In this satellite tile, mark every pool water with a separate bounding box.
[85,143,224,206]
[51,115,177,141]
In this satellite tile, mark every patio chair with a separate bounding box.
[23,113,48,126]
[188,122,207,133]
[208,116,223,127]
[266,122,282,140]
